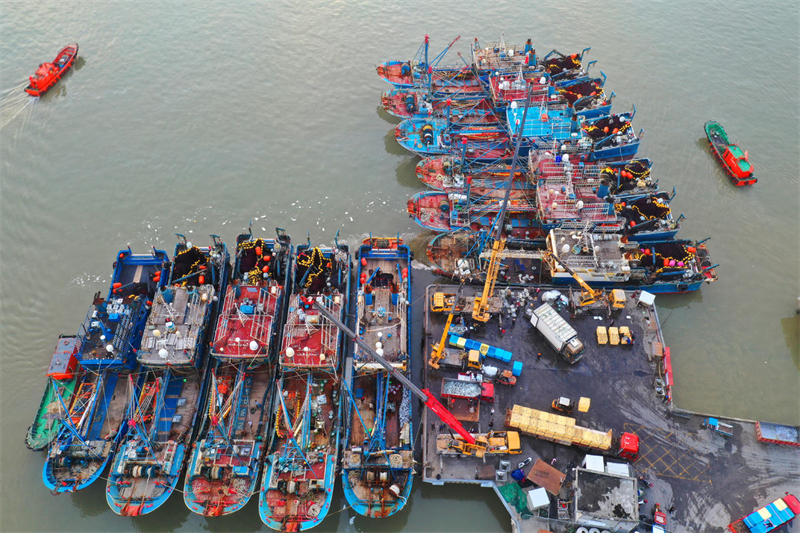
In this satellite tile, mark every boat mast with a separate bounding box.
[493,82,535,241]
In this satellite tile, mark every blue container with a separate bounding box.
[512,361,523,377]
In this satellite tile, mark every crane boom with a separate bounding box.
[312,300,476,445]
[430,283,464,369]
[545,251,601,299]
[473,238,506,322]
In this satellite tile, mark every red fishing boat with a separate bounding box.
[25,44,79,97]
[704,121,756,186]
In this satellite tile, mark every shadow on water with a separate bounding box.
[650,288,705,312]
[74,55,87,71]
[420,483,512,532]
[384,127,409,157]
[395,156,422,189]
[780,312,800,372]
[376,104,401,125]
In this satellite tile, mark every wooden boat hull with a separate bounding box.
[25,43,78,97]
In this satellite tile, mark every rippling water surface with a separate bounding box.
[1,1,798,531]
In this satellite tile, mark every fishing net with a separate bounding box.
[635,242,694,274]
[238,238,276,284]
[295,248,331,293]
[557,81,602,104]
[544,55,581,75]
[499,482,533,517]
[615,195,671,223]
[584,115,631,140]
[172,246,208,286]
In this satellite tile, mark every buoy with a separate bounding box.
[249,340,259,352]
[541,113,549,121]
[376,348,384,357]
[688,246,697,253]
[375,342,383,350]
[286,347,295,358]
[153,329,161,337]
[105,344,114,353]
[561,244,570,254]
[112,282,122,289]
[604,126,609,133]
[158,348,169,359]
[198,275,205,284]
[255,246,262,256]
[612,128,619,134]
[262,265,270,273]
[361,257,367,267]
[402,268,408,279]
[669,259,676,266]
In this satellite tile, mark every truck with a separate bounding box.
[755,421,800,447]
[727,494,799,533]
[505,404,639,460]
[441,377,494,403]
[703,417,734,437]
[530,303,584,364]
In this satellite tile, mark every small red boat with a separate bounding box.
[704,121,756,186]
[25,43,79,97]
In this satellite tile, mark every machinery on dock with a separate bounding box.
[313,301,508,459]
[429,284,463,369]
[545,251,625,314]
[472,239,505,322]
[551,397,576,414]
[495,370,517,386]
[436,431,521,457]
[530,303,585,364]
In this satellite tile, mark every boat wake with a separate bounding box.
[0,83,35,131]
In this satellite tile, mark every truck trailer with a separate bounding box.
[529,303,584,364]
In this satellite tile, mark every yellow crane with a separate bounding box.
[429,283,464,369]
[545,251,625,310]
[472,238,506,322]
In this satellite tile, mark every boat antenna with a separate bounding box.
[493,82,535,241]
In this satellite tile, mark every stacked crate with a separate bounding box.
[504,404,612,451]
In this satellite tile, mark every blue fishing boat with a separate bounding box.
[43,247,168,493]
[184,229,292,517]
[259,239,351,531]
[544,228,718,293]
[395,117,511,161]
[341,237,414,518]
[106,236,230,515]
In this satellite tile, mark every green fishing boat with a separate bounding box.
[25,336,81,451]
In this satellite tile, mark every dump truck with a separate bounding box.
[441,377,494,403]
[436,431,522,457]
[530,303,584,364]
[505,404,639,460]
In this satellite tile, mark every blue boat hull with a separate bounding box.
[342,467,414,518]
[105,443,186,516]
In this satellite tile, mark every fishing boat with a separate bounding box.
[704,121,756,186]
[44,246,168,493]
[531,152,656,197]
[377,36,480,89]
[106,236,230,515]
[543,228,718,293]
[416,156,526,186]
[184,229,292,517]
[259,240,351,531]
[471,37,541,71]
[395,118,510,161]
[381,89,490,119]
[406,189,540,234]
[507,106,641,163]
[341,238,414,518]
[25,336,81,451]
[25,43,78,97]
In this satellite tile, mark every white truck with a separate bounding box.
[530,303,584,364]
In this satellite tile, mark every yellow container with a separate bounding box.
[479,343,489,356]
[596,326,608,344]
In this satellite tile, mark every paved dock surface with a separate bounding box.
[417,280,800,533]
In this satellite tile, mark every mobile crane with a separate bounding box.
[313,299,519,458]
[429,283,463,369]
[544,251,625,312]
[472,238,506,322]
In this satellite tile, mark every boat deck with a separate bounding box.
[212,282,280,359]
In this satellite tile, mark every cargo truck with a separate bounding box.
[727,494,799,533]
[529,303,584,364]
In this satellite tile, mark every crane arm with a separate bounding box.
[312,299,476,445]
[431,283,464,366]
[473,238,506,322]
[545,251,601,298]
